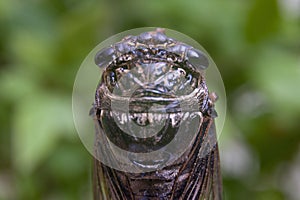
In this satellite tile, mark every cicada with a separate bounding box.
[91,28,222,200]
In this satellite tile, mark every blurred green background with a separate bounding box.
[0,0,299,199]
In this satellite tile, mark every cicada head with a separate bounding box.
[95,29,211,114]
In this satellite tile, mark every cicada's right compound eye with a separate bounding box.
[187,48,209,70]
[166,44,209,70]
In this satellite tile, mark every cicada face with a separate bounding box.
[90,28,223,199]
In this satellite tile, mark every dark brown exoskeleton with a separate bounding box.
[92,29,222,200]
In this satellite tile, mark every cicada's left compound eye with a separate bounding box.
[94,47,116,68]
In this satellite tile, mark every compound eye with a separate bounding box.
[187,48,209,70]
[95,47,116,68]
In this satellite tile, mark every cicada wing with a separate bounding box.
[211,143,222,200]
[200,119,222,200]
[92,107,131,200]
[93,159,110,200]
[92,106,111,200]
[173,117,222,200]
[199,143,222,200]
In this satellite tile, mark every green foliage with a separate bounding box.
[0,0,299,199]
[245,0,281,43]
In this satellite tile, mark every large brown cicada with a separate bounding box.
[91,28,222,200]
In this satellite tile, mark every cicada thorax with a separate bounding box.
[93,29,222,200]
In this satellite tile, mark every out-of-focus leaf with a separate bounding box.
[12,93,75,174]
[251,48,300,126]
[256,189,284,200]
[240,48,300,173]
[245,0,281,43]
[0,68,42,102]
[8,29,56,70]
